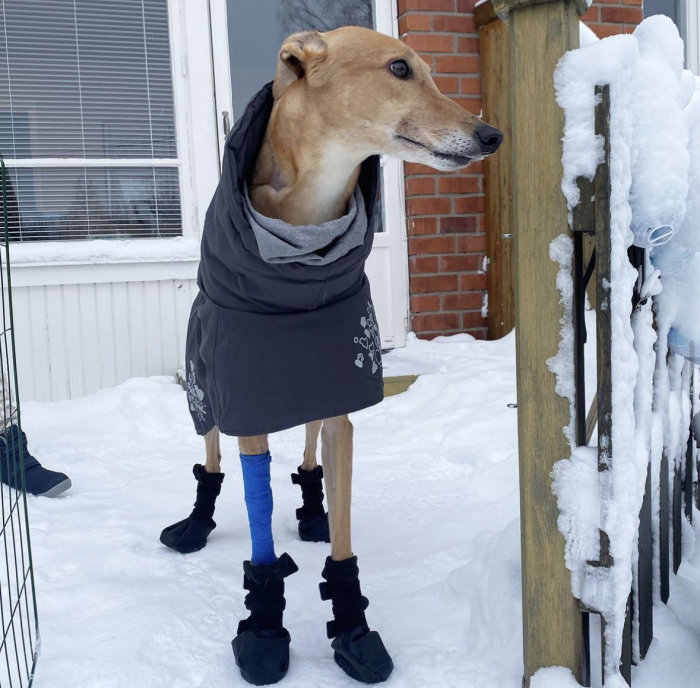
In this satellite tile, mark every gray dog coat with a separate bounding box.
[185,83,384,437]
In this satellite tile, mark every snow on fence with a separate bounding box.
[546,14,699,688]
[0,159,39,687]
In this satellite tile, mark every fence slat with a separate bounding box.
[660,451,671,604]
[638,463,653,660]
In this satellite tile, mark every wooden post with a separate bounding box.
[494,1,587,685]
[476,3,514,340]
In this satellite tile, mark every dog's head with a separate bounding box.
[272,26,502,170]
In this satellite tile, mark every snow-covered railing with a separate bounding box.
[550,15,700,688]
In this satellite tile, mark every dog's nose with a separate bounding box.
[475,124,503,154]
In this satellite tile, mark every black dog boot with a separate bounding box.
[160,464,224,553]
[320,555,394,684]
[232,552,299,686]
[291,465,330,542]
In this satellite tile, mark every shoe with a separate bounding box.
[291,465,330,543]
[0,425,71,497]
[232,552,299,686]
[160,464,224,553]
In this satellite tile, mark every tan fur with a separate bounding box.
[204,26,501,563]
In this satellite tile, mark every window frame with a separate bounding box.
[3,0,221,268]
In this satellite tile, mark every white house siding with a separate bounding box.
[7,260,198,402]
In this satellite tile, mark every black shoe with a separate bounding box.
[0,425,71,497]
[232,552,299,686]
[320,555,393,684]
[160,464,224,553]
[291,465,330,543]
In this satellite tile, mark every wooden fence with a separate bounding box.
[477,1,698,685]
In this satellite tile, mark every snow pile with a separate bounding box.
[553,15,696,685]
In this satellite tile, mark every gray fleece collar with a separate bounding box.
[243,185,368,265]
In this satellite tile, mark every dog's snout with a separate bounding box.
[475,124,503,154]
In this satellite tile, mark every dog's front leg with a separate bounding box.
[319,414,393,682]
[321,415,353,561]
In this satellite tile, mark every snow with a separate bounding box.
[16,333,700,687]
[3,237,200,266]
[553,15,699,685]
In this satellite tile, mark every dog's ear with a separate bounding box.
[273,31,327,99]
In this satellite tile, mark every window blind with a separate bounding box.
[0,0,181,241]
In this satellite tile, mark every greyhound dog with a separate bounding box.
[161,26,501,685]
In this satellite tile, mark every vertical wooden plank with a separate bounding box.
[9,287,34,402]
[94,283,118,391]
[44,286,69,402]
[111,282,132,384]
[620,595,633,686]
[660,452,670,604]
[77,283,100,397]
[505,1,584,683]
[126,281,148,379]
[158,280,180,375]
[637,462,653,660]
[479,12,514,340]
[142,281,163,376]
[60,283,85,399]
[673,463,682,574]
[27,287,52,401]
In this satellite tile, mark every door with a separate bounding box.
[213,0,409,348]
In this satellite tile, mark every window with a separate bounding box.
[0,0,181,241]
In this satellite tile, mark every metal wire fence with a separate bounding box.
[0,157,39,687]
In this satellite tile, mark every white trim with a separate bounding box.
[686,1,699,73]
[4,158,181,168]
[209,0,234,166]
[374,0,410,348]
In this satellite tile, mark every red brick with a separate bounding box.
[588,23,625,38]
[406,176,437,195]
[433,14,476,34]
[409,255,440,274]
[454,196,485,214]
[580,6,598,22]
[438,175,480,194]
[442,292,483,310]
[433,75,459,94]
[435,55,480,74]
[462,311,487,328]
[399,14,431,34]
[406,196,452,215]
[456,234,486,252]
[408,235,456,255]
[410,294,440,313]
[417,53,434,68]
[439,216,479,233]
[405,162,440,175]
[440,254,482,272]
[456,0,479,11]
[411,274,460,293]
[460,273,487,291]
[456,37,480,55]
[454,97,482,115]
[404,33,454,53]
[407,216,438,235]
[600,6,642,23]
[470,328,487,340]
[459,77,482,95]
[412,313,461,332]
[398,0,455,11]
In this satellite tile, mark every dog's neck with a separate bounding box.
[248,108,363,226]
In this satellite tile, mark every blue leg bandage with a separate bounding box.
[240,451,277,566]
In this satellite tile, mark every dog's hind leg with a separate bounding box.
[319,414,393,684]
[233,433,299,685]
[159,426,225,554]
[291,420,330,543]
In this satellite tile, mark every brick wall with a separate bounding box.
[582,1,644,38]
[398,0,643,339]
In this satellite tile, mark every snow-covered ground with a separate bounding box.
[17,333,700,687]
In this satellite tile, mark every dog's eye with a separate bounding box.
[388,59,410,79]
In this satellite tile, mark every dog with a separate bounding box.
[161,26,502,685]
